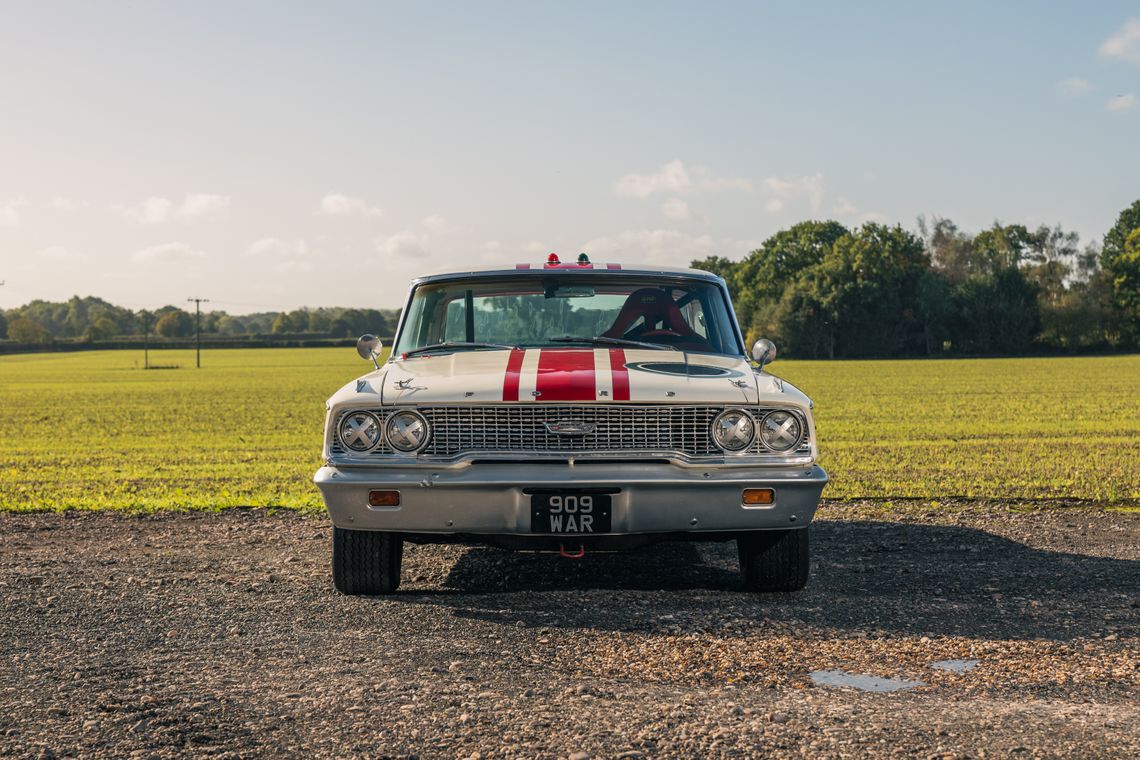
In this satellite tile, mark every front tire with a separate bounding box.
[332,527,403,595]
[737,528,810,592]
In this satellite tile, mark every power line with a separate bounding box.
[187,297,210,368]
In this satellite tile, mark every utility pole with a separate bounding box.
[140,311,151,370]
[187,297,209,368]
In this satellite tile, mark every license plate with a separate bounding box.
[530,492,612,534]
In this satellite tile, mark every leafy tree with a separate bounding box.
[84,317,118,341]
[213,314,242,335]
[155,310,194,338]
[915,270,954,355]
[7,317,52,344]
[752,223,931,357]
[949,267,1039,355]
[1102,200,1140,266]
[759,268,835,357]
[732,220,849,333]
[271,310,309,334]
[0,311,7,340]
[690,255,738,281]
[1102,201,1140,344]
[834,223,930,356]
[1106,228,1140,342]
[918,216,976,283]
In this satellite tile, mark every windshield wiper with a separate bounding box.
[549,336,680,352]
[402,341,519,358]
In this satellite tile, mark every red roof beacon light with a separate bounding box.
[547,252,560,265]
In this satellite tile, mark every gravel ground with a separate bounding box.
[1,503,1137,758]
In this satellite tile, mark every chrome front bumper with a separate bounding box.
[314,462,828,535]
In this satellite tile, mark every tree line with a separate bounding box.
[3,199,1138,357]
[693,199,1140,358]
[0,300,400,345]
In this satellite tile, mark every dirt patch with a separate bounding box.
[1,504,1137,757]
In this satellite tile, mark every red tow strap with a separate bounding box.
[559,544,586,559]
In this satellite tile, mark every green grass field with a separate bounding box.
[1,349,1137,511]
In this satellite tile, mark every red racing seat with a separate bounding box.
[602,288,703,341]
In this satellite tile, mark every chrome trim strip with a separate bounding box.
[327,404,811,467]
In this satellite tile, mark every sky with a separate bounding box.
[1,1,1138,314]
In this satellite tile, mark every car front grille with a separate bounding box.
[330,404,810,460]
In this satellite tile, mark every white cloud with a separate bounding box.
[245,238,314,273]
[475,240,504,263]
[696,175,753,193]
[246,237,309,258]
[763,172,825,212]
[1057,76,1095,97]
[179,193,230,219]
[1107,93,1138,111]
[612,160,752,199]
[122,197,175,223]
[832,197,858,215]
[48,196,89,211]
[0,199,23,227]
[116,193,230,224]
[579,229,758,268]
[661,197,691,220]
[319,192,383,217]
[614,159,691,198]
[377,230,428,258]
[830,196,886,223]
[132,242,205,263]
[763,198,784,213]
[1100,18,1140,65]
[374,213,449,258]
[37,245,88,263]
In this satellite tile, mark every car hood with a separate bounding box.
[380,347,761,405]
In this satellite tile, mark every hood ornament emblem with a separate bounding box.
[544,421,596,436]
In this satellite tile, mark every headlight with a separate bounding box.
[710,409,756,452]
[759,410,803,452]
[385,410,430,453]
[338,411,381,452]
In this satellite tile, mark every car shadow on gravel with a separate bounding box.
[401,520,1138,641]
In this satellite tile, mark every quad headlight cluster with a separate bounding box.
[337,411,382,452]
[336,409,431,453]
[384,410,430,452]
[710,408,805,454]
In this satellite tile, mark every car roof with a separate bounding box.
[414,261,723,284]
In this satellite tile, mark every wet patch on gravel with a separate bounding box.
[1,503,1137,757]
[809,670,924,692]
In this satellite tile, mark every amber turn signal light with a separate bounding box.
[742,488,775,505]
[368,490,400,507]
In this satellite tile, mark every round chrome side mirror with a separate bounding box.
[356,334,382,369]
[752,338,777,369]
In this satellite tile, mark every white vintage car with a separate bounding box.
[315,255,827,594]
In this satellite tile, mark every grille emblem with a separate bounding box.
[544,420,596,436]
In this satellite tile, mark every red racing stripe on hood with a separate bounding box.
[502,348,526,401]
[535,349,596,401]
[609,348,630,401]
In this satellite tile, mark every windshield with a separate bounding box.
[394,276,741,356]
